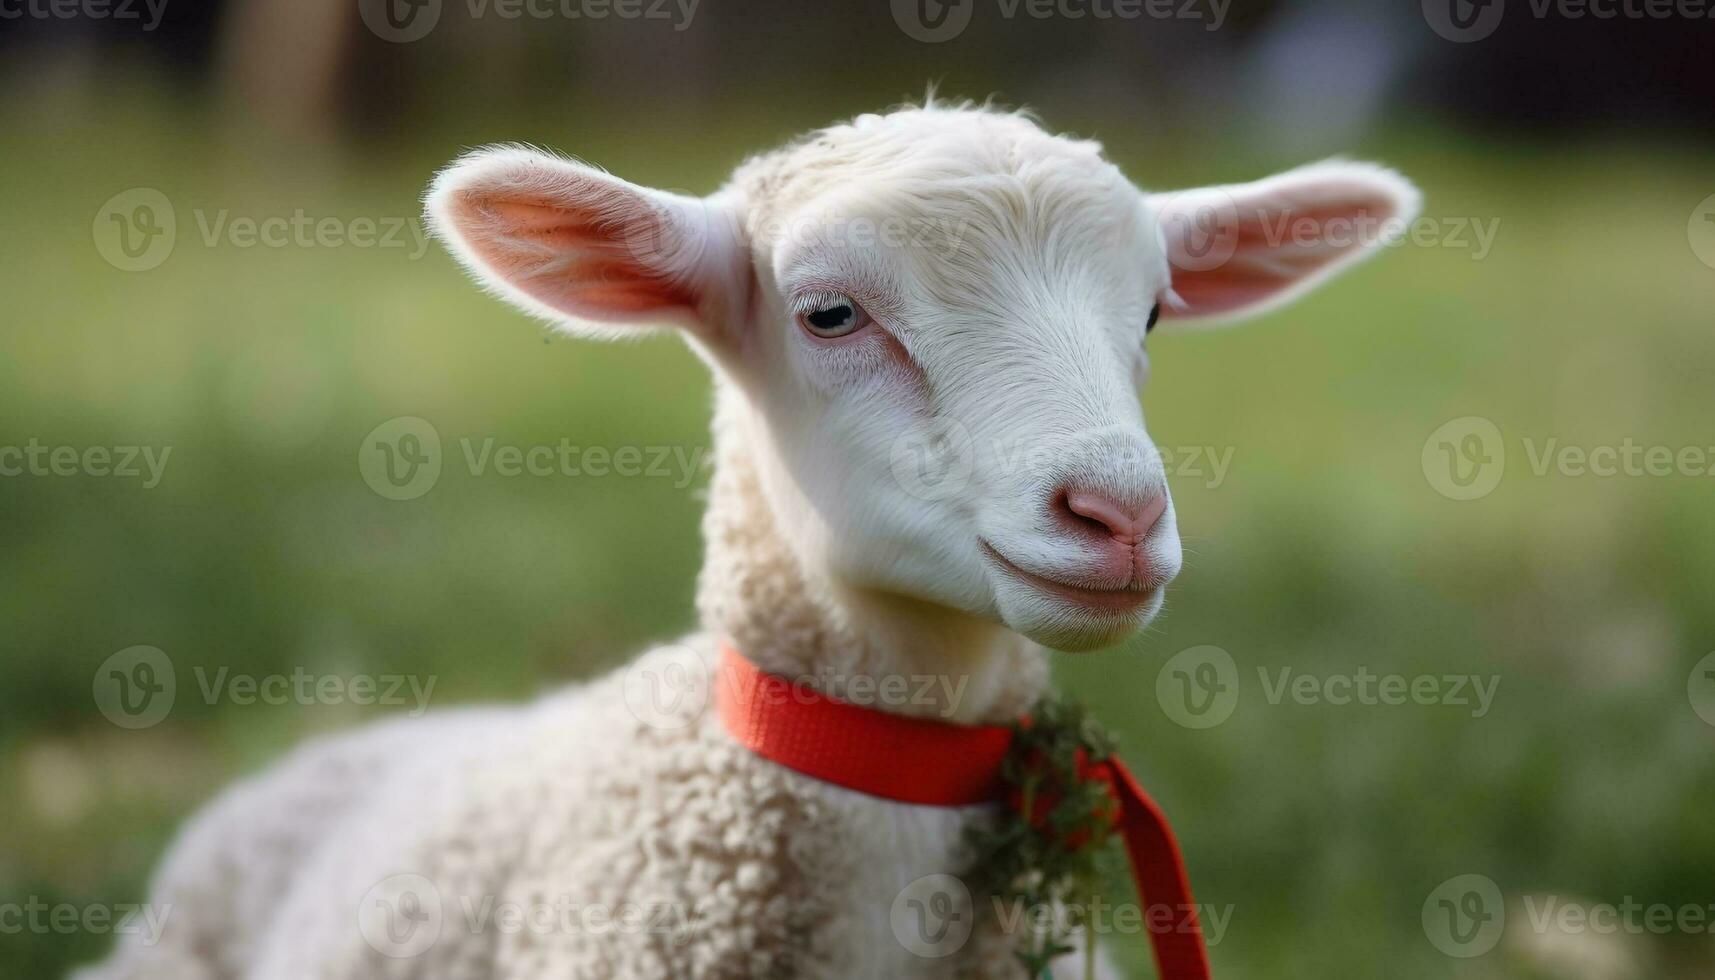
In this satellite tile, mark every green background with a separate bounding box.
[3,84,1714,979]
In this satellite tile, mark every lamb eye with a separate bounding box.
[798,296,872,339]
[1146,303,1161,334]
[808,305,853,330]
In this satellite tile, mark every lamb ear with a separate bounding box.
[1148,161,1421,325]
[425,146,748,344]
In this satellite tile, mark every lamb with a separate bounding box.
[75,102,1419,980]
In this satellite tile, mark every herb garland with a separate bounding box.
[962,697,1127,979]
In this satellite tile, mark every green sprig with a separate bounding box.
[963,698,1124,978]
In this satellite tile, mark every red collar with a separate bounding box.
[715,642,1213,980]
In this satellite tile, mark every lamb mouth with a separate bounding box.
[979,541,1157,614]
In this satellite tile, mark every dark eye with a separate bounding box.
[798,295,872,339]
[1146,303,1161,333]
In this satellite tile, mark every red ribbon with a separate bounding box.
[716,644,1212,980]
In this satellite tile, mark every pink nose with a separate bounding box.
[1063,490,1167,546]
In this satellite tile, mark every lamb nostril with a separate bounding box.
[1063,490,1167,544]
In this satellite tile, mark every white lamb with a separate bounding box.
[76,102,1418,979]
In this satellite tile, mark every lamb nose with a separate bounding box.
[1062,490,1167,545]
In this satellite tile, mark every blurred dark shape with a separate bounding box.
[1247,6,1407,154]
[1411,8,1715,130]
[3,1,1712,141]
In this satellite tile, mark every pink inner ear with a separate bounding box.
[1168,197,1395,318]
[452,193,698,320]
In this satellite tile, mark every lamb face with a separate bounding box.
[426,105,1420,652]
[721,111,1177,652]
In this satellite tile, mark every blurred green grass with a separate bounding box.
[3,90,1714,979]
